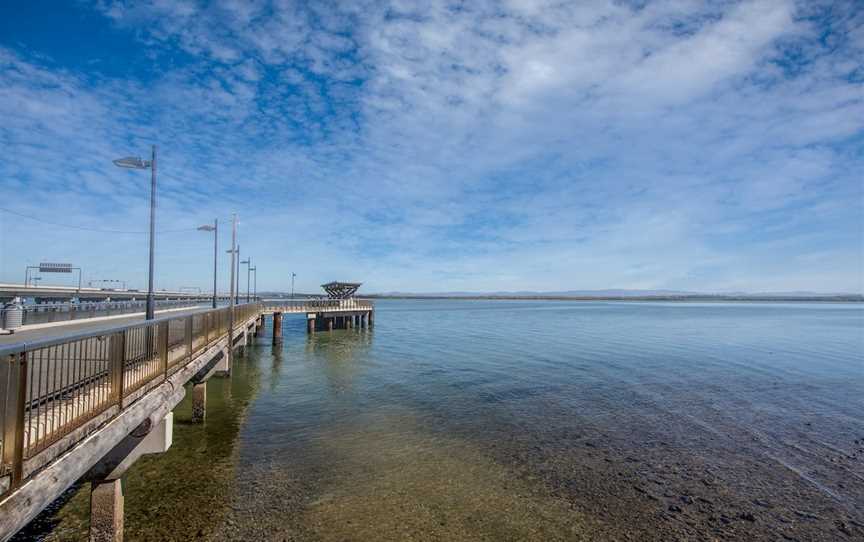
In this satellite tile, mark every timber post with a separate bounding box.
[272,312,283,344]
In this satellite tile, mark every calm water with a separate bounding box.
[21,300,864,541]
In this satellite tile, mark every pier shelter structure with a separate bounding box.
[262,282,374,341]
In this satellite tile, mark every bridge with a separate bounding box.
[0,283,374,541]
[0,283,231,303]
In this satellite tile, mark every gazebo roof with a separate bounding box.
[321,281,362,299]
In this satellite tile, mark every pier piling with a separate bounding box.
[89,479,124,542]
[191,382,206,423]
[272,312,283,344]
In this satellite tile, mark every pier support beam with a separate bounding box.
[307,315,316,334]
[90,479,123,542]
[237,330,246,358]
[87,412,173,542]
[191,382,206,423]
[327,318,334,332]
[272,312,283,344]
[214,347,230,377]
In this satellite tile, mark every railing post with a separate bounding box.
[185,316,193,358]
[2,352,28,486]
[158,321,169,377]
[110,331,126,407]
[205,312,211,344]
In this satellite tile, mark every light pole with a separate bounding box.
[291,272,296,300]
[235,245,241,304]
[227,214,237,364]
[113,145,157,320]
[197,219,218,308]
[250,266,257,301]
[241,257,251,303]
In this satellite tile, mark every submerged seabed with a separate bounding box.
[17,300,864,541]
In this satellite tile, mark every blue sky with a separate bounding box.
[0,0,862,294]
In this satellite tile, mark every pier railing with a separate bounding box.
[263,298,374,312]
[2,299,209,327]
[0,302,261,496]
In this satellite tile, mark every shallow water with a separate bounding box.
[18,300,864,540]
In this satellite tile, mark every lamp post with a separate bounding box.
[241,257,251,303]
[226,214,237,365]
[235,245,241,304]
[113,145,157,320]
[250,266,257,301]
[291,272,296,300]
[197,219,218,308]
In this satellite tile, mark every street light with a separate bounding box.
[197,219,218,309]
[236,245,241,304]
[250,266,257,301]
[113,145,157,320]
[241,257,251,303]
[291,272,296,300]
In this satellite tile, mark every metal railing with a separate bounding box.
[0,303,261,495]
[263,298,374,311]
[1,300,209,327]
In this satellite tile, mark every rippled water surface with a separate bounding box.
[23,300,864,541]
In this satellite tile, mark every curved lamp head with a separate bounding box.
[113,156,151,169]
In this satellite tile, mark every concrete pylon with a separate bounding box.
[90,479,123,542]
[191,382,206,423]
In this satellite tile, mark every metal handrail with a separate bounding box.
[1,300,210,327]
[263,298,374,310]
[0,302,261,496]
[0,306,221,353]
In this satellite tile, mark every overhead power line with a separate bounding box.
[0,207,199,235]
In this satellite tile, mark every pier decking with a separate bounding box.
[263,283,375,337]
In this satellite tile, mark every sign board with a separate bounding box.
[39,263,74,273]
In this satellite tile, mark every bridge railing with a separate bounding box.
[1,299,210,327]
[263,298,374,311]
[0,302,261,497]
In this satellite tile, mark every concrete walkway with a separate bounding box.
[0,306,215,346]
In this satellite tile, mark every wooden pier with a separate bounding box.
[0,281,376,541]
[262,282,374,341]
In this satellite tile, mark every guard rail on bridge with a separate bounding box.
[1,300,210,328]
[0,303,261,497]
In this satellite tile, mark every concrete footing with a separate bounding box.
[191,382,206,423]
[90,479,124,542]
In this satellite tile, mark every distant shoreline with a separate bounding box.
[362,294,864,303]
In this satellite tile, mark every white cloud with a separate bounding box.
[1,0,862,293]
